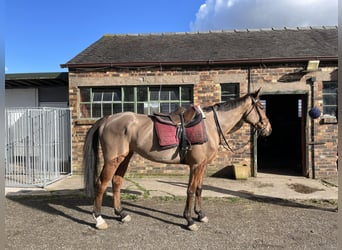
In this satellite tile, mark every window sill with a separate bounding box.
[75,119,97,125]
[320,117,337,124]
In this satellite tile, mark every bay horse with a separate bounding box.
[83,89,272,231]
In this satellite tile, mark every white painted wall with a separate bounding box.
[5,88,38,107]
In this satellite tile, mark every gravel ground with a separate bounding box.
[6,195,337,250]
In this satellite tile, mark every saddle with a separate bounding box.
[153,106,199,126]
[152,105,208,163]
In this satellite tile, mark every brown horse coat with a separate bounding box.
[83,89,271,230]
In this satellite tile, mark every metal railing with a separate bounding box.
[5,108,72,187]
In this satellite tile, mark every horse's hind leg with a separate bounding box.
[93,155,126,230]
[183,160,207,231]
[194,174,209,223]
[112,152,133,222]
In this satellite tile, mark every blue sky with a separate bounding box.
[5,0,338,73]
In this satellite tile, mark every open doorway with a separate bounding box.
[257,93,308,176]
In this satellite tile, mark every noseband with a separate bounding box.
[244,95,268,135]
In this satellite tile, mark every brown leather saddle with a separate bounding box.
[152,105,207,163]
[153,106,202,126]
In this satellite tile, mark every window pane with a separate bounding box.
[160,103,169,113]
[160,103,179,113]
[150,102,159,113]
[93,92,102,102]
[323,81,337,116]
[170,103,178,111]
[323,106,337,116]
[170,89,179,100]
[123,103,134,112]
[181,87,191,100]
[137,87,147,101]
[103,92,112,101]
[80,88,90,102]
[323,95,336,105]
[150,88,159,100]
[160,87,179,100]
[160,90,169,100]
[137,103,145,114]
[124,87,134,101]
[221,83,239,101]
[92,104,102,117]
[323,82,338,93]
[103,104,112,116]
[113,89,121,101]
[113,103,122,113]
[80,104,90,118]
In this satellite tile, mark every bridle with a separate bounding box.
[243,95,268,136]
[211,95,268,152]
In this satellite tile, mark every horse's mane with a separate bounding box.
[202,93,250,112]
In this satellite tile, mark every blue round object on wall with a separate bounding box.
[309,107,321,119]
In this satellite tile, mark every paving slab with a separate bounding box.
[5,173,338,200]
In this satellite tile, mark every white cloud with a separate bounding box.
[190,0,338,31]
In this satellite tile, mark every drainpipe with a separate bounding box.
[308,77,316,179]
[249,67,257,177]
[248,66,251,94]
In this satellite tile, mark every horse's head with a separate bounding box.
[243,88,272,137]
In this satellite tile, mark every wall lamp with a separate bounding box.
[306,60,320,72]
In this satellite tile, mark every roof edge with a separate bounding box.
[6,72,68,80]
[60,56,337,69]
[100,26,338,37]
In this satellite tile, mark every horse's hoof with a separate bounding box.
[121,214,131,223]
[94,216,108,230]
[96,221,108,230]
[199,216,209,223]
[188,223,199,231]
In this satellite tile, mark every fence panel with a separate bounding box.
[5,108,72,187]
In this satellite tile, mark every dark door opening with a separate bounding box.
[257,94,307,176]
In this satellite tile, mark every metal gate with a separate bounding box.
[5,108,72,187]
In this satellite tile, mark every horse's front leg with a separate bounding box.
[194,185,209,223]
[183,183,196,231]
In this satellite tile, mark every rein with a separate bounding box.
[211,106,234,152]
[210,96,262,152]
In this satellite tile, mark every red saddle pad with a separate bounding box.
[154,119,207,148]
[154,121,179,148]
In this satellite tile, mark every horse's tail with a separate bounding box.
[83,117,106,198]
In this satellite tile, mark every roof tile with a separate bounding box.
[62,27,337,68]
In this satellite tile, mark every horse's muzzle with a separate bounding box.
[259,123,272,137]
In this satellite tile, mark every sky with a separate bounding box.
[5,0,338,73]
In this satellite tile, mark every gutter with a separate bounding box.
[60,56,337,69]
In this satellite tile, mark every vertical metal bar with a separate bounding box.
[68,108,73,175]
[54,109,58,180]
[5,109,8,186]
[43,109,46,185]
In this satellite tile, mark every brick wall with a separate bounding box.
[68,65,338,178]
[309,69,338,177]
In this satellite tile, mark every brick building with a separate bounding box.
[61,27,338,178]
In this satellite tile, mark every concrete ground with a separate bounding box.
[5,173,338,200]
